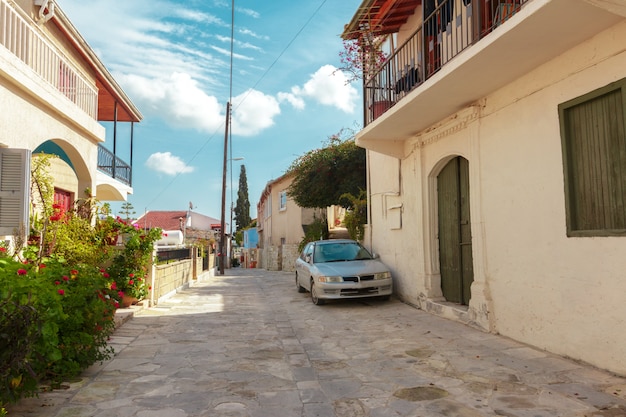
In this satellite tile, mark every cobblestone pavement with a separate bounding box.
[7,268,626,417]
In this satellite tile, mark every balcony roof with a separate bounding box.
[342,0,417,39]
[51,6,142,123]
[355,0,624,158]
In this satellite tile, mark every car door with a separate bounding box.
[296,243,314,290]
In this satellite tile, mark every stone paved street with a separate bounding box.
[7,268,626,416]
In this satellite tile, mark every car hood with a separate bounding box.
[314,259,389,276]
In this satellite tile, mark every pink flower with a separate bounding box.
[114,301,120,308]
[17,269,27,276]
[118,291,124,298]
[102,272,110,278]
[58,289,65,295]
[111,282,117,290]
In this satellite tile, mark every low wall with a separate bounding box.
[147,252,215,306]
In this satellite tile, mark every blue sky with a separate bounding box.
[58,0,363,225]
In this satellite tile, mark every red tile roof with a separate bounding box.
[134,211,222,232]
[134,211,187,231]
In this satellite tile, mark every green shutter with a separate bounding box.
[561,83,626,236]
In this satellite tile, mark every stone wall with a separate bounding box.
[281,244,300,272]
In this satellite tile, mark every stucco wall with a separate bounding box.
[368,21,626,375]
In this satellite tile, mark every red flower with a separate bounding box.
[55,281,61,285]
[111,282,117,290]
[148,286,152,290]
[128,280,134,286]
[0,247,6,252]
[114,301,120,308]
[62,275,69,281]
[58,289,65,295]
[129,273,135,278]
[17,269,27,276]
[118,291,124,298]
[102,272,110,278]
[70,269,78,275]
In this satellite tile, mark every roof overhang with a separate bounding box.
[342,0,418,39]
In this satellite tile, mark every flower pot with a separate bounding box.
[120,294,138,308]
[371,100,392,119]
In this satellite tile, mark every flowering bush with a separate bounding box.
[0,257,117,405]
[105,222,162,301]
[338,32,388,83]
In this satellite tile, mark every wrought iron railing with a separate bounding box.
[97,145,132,186]
[0,0,98,118]
[365,0,528,125]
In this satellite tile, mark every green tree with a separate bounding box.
[233,165,251,232]
[120,202,136,221]
[287,130,366,209]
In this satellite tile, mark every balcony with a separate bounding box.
[97,145,131,187]
[357,0,623,157]
[0,0,98,118]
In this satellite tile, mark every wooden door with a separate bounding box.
[438,157,474,305]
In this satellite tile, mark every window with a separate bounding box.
[279,190,287,211]
[559,78,626,236]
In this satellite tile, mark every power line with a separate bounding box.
[144,0,330,210]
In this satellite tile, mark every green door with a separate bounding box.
[437,157,474,305]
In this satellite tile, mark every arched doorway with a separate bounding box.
[437,156,473,305]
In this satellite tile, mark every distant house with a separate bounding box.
[342,0,626,376]
[134,210,220,248]
[0,0,140,244]
[257,173,323,271]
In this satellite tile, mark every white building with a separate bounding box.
[344,0,626,375]
[1,0,140,243]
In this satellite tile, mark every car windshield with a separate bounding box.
[313,242,373,263]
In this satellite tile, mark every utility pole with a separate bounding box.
[219,102,230,275]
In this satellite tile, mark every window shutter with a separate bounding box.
[0,148,31,236]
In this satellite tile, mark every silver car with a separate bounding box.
[295,239,393,305]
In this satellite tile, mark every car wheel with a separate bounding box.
[310,280,325,305]
[296,273,306,293]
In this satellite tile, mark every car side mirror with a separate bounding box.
[372,253,380,259]
[305,254,312,263]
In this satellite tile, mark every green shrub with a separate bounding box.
[0,256,117,406]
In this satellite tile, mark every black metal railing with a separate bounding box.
[157,247,192,264]
[97,145,132,186]
[365,0,528,125]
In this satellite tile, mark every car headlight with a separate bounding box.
[318,276,343,283]
[374,271,391,280]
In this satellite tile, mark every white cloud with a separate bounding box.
[145,152,195,175]
[280,65,359,113]
[231,89,281,136]
[277,91,305,110]
[119,72,225,133]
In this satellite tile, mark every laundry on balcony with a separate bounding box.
[395,67,421,94]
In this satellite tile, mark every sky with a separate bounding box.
[58,0,364,227]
